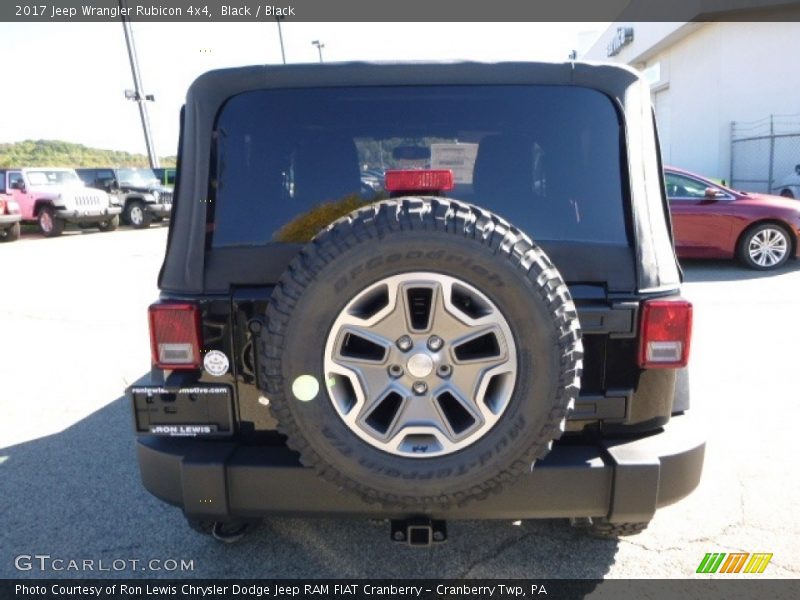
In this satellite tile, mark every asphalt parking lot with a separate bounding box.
[1,226,799,580]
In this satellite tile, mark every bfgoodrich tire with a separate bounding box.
[260,198,582,508]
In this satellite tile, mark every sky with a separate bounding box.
[0,22,605,156]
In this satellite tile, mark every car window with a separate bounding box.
[665,172,712,200]
[211,85,628,247]
[26,170,81,186]
[8,172,24,189]
[76,169,95,185]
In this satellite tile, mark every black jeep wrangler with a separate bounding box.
[76,167,173,228]
[128,62,704,544]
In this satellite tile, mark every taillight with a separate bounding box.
[637,299,693,368]
[0,199,6,215]
[148,302,202,369]
[384,169,454,194]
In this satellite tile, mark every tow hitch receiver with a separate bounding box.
[391,518,447,546]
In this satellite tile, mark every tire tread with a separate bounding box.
[586,519,650,539]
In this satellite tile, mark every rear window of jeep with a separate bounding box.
[211,85,628,247]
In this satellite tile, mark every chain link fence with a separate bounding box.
[730,114,800,195]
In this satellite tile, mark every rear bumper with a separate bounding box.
[145,203,172,217]
[56,206,121,223]
[134,414,704,523]
[0,214,21,227]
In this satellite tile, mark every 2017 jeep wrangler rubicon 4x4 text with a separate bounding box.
[128,62,704,544]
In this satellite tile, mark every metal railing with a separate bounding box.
[730,114,800,194]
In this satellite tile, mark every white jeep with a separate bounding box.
[0,167,121,237]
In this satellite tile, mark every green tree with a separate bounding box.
[0,139,176,168]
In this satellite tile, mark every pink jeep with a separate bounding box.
[1,168,121,237]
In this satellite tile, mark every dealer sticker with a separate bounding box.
[203,350,229,377]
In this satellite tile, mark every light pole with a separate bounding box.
[119,0,159,169]
[276,17,286,64]
[312,40,325,63]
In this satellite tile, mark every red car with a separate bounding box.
[0,193,22,242]
[665,167,800,270]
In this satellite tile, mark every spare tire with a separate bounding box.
[260,198,582,508]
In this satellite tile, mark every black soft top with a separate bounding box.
[160,61,680,295]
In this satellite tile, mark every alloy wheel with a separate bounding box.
[130,205,144,226]
[323,272,517,458]
[748,228,788,268]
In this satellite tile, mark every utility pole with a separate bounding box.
[276,17,286,64]
[312,40,325,63]
[119,0,159,169]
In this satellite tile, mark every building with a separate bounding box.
[582,10,800,191]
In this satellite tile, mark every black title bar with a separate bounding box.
[2,0,800,22]
[4,580,800,600]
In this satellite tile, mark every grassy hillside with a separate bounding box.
[0,140,176,168]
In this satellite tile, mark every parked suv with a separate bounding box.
[0,168,120,237]
[76,167,172,228]
[0,193,22,242]
[128,62,704,544]
[152,167,177,189]
[774,164,800,199]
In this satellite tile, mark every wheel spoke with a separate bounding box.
[357,385,408,432]
[384,391,449,439]
[451,326,507,363]
[402,284,437,332]
[433,386,483,436]
[430,282,490,342]
[331,331,393,396]
[358,281,420,341]
[334,326,392,361]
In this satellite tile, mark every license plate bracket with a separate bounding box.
[130,384,234,437]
